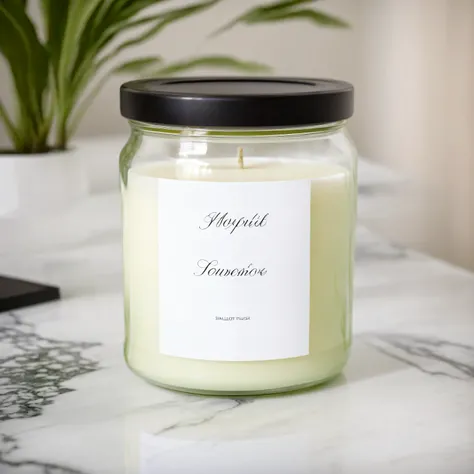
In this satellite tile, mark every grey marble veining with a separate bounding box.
[368,333,474,380]
[0,433,87,474]
[0,313,101,422]
[0,159,473,474]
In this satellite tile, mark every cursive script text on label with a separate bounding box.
[194,259,267,277]
[199,212,269,234]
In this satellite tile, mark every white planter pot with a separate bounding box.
[0,148,90,253]
[78,135,124,193]
[0,149,89,217]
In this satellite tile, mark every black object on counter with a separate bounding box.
[0,275,60,312]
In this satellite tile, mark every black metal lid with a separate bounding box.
[120,77,354,128]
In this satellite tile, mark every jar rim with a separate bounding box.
[128,120,347,139]
[120,77,354,128]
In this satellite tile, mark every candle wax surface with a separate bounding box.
[122,158,355,395]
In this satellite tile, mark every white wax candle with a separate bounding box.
[122,157,355,394]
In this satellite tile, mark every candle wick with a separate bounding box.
[238,147,244,169]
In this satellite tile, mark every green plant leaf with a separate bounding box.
[257,0,318,12]
[89,0,118,31]
[95,0,221,70]
[94,1,215,65]
[0,0,49,152]
[63,0,220,142]
[67,56,162,136]
[73,1,125,77]
[84,0,172,54]
[66,74,113,138]
[149,55,271,76]
[252,8,350,27]
[113,56,164,74]
[212,0,317,36]
[40,0,71,149]
[40,0,70,68]
[57,0,104,99]
[0,99,22,149]
[212,0,348,36]
[119,0,173,19]
[54,0,105,148]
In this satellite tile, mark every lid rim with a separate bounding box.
[120,76,354,128]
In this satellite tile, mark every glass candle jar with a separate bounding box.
[119,77,357,395]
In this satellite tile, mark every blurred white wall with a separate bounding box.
[0,0,473,270]
[361,0,474,271]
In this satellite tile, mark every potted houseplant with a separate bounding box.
[0,0,347,216]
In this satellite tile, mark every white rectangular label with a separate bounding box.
[157,179,310,361]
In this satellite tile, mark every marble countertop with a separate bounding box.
[0,160,473,474]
